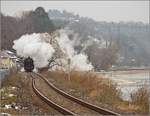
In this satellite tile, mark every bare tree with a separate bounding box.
[86,42,118,71]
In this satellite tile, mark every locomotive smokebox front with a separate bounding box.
[24,57,34,72]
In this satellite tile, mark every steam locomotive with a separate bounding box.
[24,57,34,72]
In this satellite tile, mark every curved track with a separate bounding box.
[32,72,121,115]
[31,75,76,115]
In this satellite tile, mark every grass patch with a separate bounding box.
[131,86,149,113]
[43,70,149,114]
[44,70,122,110]
[1,71,61,115]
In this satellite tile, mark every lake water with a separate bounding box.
[98,70,150,101]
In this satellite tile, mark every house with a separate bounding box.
[0,50,16,69]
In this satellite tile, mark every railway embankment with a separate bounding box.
[1,70,149,115]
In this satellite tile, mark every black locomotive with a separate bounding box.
[24,57,34,72]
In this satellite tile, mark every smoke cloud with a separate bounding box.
[13,30,93,71]
[56,30,93,71]
[13,33,55,68]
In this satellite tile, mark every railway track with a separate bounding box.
[31,74,75,115]
[31,72,121,115]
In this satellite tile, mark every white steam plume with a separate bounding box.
[13,30,93,71]
[13,33,55,68]
[71,54,93,71]
[56,30,93,71]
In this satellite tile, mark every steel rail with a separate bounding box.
[31,74,76,115]
[34,72,121,116]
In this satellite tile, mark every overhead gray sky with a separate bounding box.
[1,1,149,23]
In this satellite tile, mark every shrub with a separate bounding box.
[45,70,122,105]
[131,86,149,113]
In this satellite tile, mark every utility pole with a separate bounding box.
[0,9,1,51]
[68,58,71,81]
[148,66,150,116]
[118,22,121,49]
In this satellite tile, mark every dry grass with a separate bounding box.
[1,71,59,115]
[43,70,122,110]
[0,109,19,116]
[2,70,148,115]
[43,70,149,114]
[131,86,149,113]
